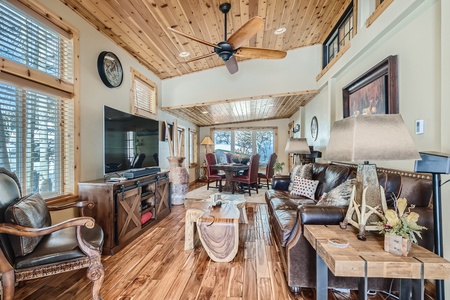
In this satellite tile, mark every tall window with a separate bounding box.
[189,129,198,167]
[0,0,78,198]
[131,68,157,119]
[213,128,276,166]
[322,6,354,68]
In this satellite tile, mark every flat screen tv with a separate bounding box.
[103,106,159,174]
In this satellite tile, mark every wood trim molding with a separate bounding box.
[366,0,394,28]
[316,42,351,81]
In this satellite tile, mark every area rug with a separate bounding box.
[185,184,268,204]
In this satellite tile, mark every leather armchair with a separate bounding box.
[0,168,104,300]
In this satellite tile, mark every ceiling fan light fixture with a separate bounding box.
[178,51,190,58]
[274,27,287,35]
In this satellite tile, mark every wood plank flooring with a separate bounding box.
[14,183,423,299]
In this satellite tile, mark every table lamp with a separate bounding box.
[200,136,214,153]
[285,138,311,165]
[324,114,420,240]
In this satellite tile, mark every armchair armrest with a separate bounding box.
[47,200,95,216]
[299,205,347,225]
[0,217,96,237]
[272,175,291,191]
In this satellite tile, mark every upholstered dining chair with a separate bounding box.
[205,153,224,191]
[0,168,105,300]
[258,152,278,189]
[231,153,260,196]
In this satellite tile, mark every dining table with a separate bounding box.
[210,164,249,193]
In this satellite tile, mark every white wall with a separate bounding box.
[162,45,321,106]
[44,1,197,182]
[310,0,441,170]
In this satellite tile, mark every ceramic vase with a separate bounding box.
[167,156,189,205]
[384,235,411,256]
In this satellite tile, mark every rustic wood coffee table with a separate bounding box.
[184,194,246,262]
[304,225,450,300]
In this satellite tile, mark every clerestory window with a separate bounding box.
[322,5,354,69]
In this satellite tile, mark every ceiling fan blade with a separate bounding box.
[183,52,215,63]
[227,16,264,49]
[225,56,238,74]
[235,47,287,59]
[167,27,221,49]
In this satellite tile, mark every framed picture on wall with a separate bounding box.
[342,55,398,118]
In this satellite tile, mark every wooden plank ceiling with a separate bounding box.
[162,90,318,126]
[58,0,350,126]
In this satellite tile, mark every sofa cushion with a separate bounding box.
[270,198,300,211]
[313,164,352,199]
[290,177,319,199]
[4,193,51,257]
[316,178,356,206]
[288,163,313,191]
[273,209,298,247]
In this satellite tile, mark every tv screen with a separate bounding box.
[104,106,159,174]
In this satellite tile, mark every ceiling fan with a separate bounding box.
[168,2,287,74]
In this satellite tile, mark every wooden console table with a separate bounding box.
[78,172,170,255]
[304,225,450,300]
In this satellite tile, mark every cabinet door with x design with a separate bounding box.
[117,187,141,244]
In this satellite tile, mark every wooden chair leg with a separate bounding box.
[87,256,105,300]
[207,180,210,190]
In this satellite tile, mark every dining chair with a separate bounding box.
[231,153,260,196]
[258,152,278,189]
[205,153,224,191]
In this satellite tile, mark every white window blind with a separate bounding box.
[131,69,157,118]
[0,81,75,197]
[0,0,76,198]
[0,0,74,83]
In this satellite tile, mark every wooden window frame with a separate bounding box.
[0,0,80,199]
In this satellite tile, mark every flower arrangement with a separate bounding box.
[374,197,426,244]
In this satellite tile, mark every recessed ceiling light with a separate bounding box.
[202,111,208,114]
[274,28,286,35]
[179,51,190,58]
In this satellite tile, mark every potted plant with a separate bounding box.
[273,161,285,175]
[374,197,427,256]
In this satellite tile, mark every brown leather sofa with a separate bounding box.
[265,162,434,293]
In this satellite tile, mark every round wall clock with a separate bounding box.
[311,116,318,141]
[97,51,123,88]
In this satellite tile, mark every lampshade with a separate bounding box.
[324,114,420,162]
[200,136,214,146]
[285,138,311,154]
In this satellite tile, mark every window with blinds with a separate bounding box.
[131,68,157,119]
[0,0,76,198]
[0,1,74,83]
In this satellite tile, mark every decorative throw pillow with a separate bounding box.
[288,163,313,191]
[290,176,319,199]
[4,193,52,257]
[316,178,356,206]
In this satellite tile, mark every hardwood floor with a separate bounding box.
[13,183,415,299]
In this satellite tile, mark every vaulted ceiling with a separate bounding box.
[60,0,351,125]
